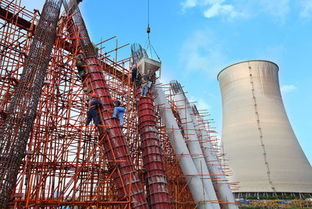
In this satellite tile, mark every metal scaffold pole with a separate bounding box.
[62,1,149,208]
[63,0,96,57]
[0,0,62,207]
[0,0,240,207]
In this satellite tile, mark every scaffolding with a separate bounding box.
[0,0,62,207]
[0,0,236,208]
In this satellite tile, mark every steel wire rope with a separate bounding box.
[145,0,160,62]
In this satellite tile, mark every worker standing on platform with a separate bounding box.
[131,63,138,84]
[150,71,157,85]
[112,99,126,126]
[141,73,151,97]
[86,93,103,126]
[76,50,86,80]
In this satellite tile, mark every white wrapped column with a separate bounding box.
[152,81,219,209]
[191,105,237,209]
[169,81,221,209]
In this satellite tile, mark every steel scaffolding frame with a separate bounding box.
[0,0,235,208]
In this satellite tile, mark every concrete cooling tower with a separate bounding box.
[217,60,312,198]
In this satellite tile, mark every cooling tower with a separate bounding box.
[217,60,312,197]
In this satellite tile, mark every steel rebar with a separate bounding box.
[0,0,62,207]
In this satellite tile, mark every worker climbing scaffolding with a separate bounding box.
[85,93,103,126]
[76,50,86,80]
[112,99,126,126]
[0,0,242,208]
[131,63,138,84]
[140,73,150,97]
[63,0,150,208]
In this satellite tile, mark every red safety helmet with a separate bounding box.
[91,93,98,97]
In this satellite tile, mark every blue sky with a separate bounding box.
[25,0,312,164]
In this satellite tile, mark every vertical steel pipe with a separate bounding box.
[0,0,62,207]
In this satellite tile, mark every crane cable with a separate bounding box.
[146,0,161,61]
[147,0,150,36]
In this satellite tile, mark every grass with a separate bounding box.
[239,207,312,209]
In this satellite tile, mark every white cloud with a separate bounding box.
[179,29,229,78]
[181,0,244,19]
[181,0,226,10]
[281,84,297,93]
[181,0,197,11]
[300,0,312,18]
[204,3,238,18]
[200,0,225,6]
[181,0,293,20]
[159,64,174,84]
[189,96,211,112]
[195,98,211,111]
[257,0,290,21]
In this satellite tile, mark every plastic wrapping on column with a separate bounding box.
[170,80,221,209]
[84,57,148,209]
[191,105,238,209]
[152,81,222,209]
[136,89,171,209]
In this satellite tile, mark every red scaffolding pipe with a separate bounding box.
[136,89,170,209]
[84,57,148,209]
[0,0,62,207]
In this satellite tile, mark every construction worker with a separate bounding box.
[86,93,103,126]
[135,71,142,88]
[150,71,157,85]
[76,50,86,80]
[141,73,151,97]
[131,63,138,83]
[112,99,125,126]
